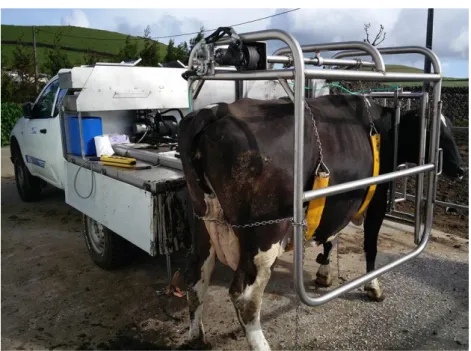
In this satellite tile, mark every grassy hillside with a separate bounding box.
[1,25,168,71]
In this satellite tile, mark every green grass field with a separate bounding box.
[1,25,468,88]
[1,24,168,70]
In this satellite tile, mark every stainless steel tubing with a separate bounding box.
[332,46,442,75]
[267,55,376,68]
[196,70,441,82]
[278,79,295,102]
[414,93,429,244]
[304,164,434,202]
[272,41,386,72]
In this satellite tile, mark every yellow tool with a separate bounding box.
[99,155,137,168]
[100,155,136,166]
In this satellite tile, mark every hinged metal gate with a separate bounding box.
[186,29,443,306]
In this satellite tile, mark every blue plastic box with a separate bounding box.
[67,116,103,156]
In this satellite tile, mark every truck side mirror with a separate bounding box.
[23,102,33,118]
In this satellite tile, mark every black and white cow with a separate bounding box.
[178,94,466,350]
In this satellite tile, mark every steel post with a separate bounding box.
[414,92,429,244]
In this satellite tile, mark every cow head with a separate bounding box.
[438,113,467,180]
[399,109,467,181]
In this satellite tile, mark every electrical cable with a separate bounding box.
[35,9,300,41]
[73,160,96,199]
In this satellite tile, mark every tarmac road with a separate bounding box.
[1,147,469,350]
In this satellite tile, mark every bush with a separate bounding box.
[1,102,23,146]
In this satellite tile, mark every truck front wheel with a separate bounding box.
[14,153,42,202]
[82,215,135,270]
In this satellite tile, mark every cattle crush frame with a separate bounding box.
[185,28,443,307]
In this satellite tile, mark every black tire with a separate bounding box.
[82,214,135,270]
[13,151,42,202]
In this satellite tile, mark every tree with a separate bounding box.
[189,26,205,53]
[9,34,37,102]
[43,31,72,76]
[363,23,387,47]
[164,39,177,63]
[175,41,190,63]
[83,48,98,66]
[12,33,34,80]
[118,35,139,62]
[139,25,160,66]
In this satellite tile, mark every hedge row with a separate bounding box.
[1,103,23,147]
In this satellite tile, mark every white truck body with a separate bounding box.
[9,63,330,260]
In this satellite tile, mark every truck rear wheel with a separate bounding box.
[82,215,135,270]
[13,152,42,202]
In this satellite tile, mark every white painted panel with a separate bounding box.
[65,162,155,255]
[60,66,190,111]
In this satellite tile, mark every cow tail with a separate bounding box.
[179,104,228,195]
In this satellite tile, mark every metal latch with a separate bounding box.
[437,148,443,176]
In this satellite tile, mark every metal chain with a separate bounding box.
[193,212,294,228]
[362,95,378,135]
[304,101,329,175]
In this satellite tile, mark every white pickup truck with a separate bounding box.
[9,61,329,278]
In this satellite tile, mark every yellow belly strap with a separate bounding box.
[285,169,330,252]
[352,133,381,220]
[285,132,380,252]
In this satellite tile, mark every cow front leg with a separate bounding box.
[363,187,387,302]
[314,241,333,287]
[185,219,216,346]
[230,243,280,351]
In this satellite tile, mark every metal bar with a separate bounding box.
[395,192,469,211]
[430,81,443,210]
[332,46,442,75]
[303,164,434,202]
[271,41,386,72]
[166,254,172,283]
[385,213,415,225]
[278,79,295,102]
[303,70,441,82]
[407,99,412,110]
[390,209,415,220]
[361,92,424,98]
[414,92,429,244]
[78,112,85,160]
[296,203,434,306]
[267,55,376,68]
[393,165,408,203]
[194,69,441,82]
[236,80,244,100]
[192,80,205,100]
[423,8,435,91]
[388,89,401,213]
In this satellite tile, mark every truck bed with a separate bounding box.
[66,143,186,194]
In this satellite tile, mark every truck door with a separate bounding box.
[23,77,67,189]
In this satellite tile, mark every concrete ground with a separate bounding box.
[1,147,469,350]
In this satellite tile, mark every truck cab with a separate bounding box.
[10,74,69,201]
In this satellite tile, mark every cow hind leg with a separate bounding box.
[363,189,387,302]
[314,241,334,287]
[230,243,281,351]
[186,229,216,346]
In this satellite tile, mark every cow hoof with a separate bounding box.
[315,273,332,287]
[184,339,212,350]
[364,278,385,302]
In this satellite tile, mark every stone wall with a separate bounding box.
[329,82,469,125]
